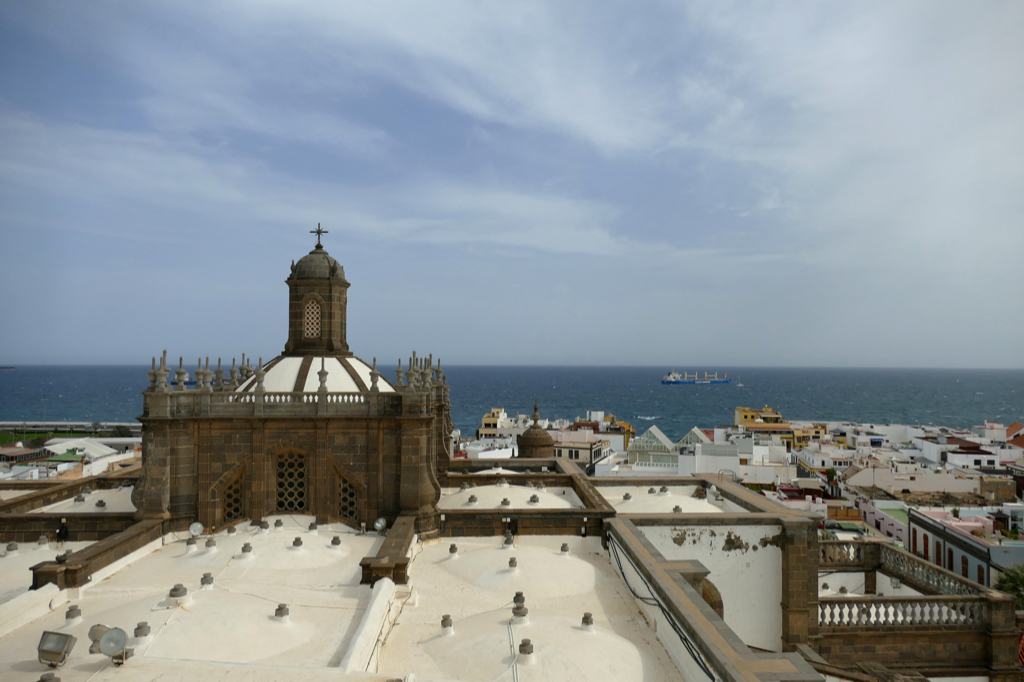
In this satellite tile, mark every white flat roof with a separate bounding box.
[0,515,384,681]
[439,482,583,510]
[378,535,684,682]
[602,485,727,514]
[0,540,94,606]
[29,487,136,514]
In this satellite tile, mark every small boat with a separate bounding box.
[661,370,729,385]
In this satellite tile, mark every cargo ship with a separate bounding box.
[661,370,729,385]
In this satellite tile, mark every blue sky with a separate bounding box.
[1,2,1022,368]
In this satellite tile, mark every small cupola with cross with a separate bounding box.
[284,224,351,356]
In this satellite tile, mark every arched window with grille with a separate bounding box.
[304,300,321,338]
[338,474,359,525]
[276,452,307,512]
[222,472,246,523]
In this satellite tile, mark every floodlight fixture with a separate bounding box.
[99,627,134,666]
[37,630,76,667]
[188,522,204,537]
[373,517,387,534]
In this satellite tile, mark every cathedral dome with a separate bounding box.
[517,402,555,459]
[236,355,393,394]
[290,245,346,280]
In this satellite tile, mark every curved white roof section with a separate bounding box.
[236,356,394,394]
[439,482,582,510]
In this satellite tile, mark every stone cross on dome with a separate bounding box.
[310,223,328,248]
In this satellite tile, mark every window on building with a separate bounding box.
[923,533,929,560]
[948,548,953,571]
[961,556,968,578]
[912,528,918,554]
[935,540,941,565]
[977,565,984,584]
[303,300,322,338]
[973,459,981,466]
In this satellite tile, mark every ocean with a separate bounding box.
[0,366,1021,441]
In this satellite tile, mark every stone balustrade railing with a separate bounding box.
[878,543,981,596]
[144,389,396,419]
[819,595,989,630]
[819,540,863,566]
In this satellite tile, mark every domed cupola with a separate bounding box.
[284,225,351,357]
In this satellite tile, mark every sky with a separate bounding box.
[1,1,1022,368]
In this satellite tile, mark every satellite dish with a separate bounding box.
[189,522,204,537]
[99,627,127,656]
[373,517,387,533]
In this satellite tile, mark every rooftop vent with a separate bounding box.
[274,519,284,529]
[441,614,453,634]
[468,495,478,504]
[38,535,48,547]
[308,522,317,532]
[659,486,669,495]
[292,537,303,548]
[56,552,69,564]
[673,506,682,513]
[200,573,214,587]
[460,482,469,491]
[227,526,237,535]
[821,582,829,590]
[95,500,107,508]
[449,544,458,557]
[581,612,595,633]
[169,584,187,599]
[74,495,85,503]
[6,542,18,553]
[623,493,631,501]
[134,622,151,638]
[259,520,270,531]
[503,531,514,547]
[560,543,569,555]
[536,482,546,491]
[64,605,82,623]
[518,638,533,659]
[274,603,289,623]
[497,477,508,487]
[501,498,511,507]
[509,557,517,569]
[648,488,656,494]
[241,542,253,554]
[529,494,540,504]
[205,538,216,549]
[331,536,341,547]
[82,487,92,495]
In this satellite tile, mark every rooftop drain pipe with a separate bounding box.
[133,622,151,646]
[64,605,82,627]
[168,584,191,608]
[200,573,214,589]
[518,638,534,664]
[274,603,289,624]
[581,612,595,633]
[184,537,197,554]
[512,592,529,625]
[449,544,458,559]
[331,536,342,548]
[441,614,453,636]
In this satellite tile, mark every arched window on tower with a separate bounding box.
[304,300,321,338]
